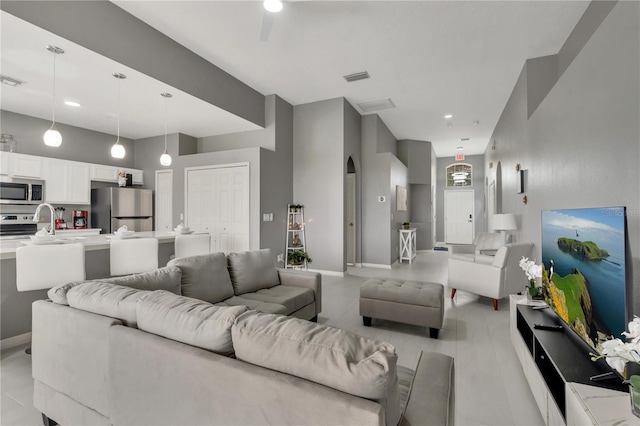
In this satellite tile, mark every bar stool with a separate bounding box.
[110,238,158,276]
[174,234,211,259]
[16,243,86,291]
[16,242,85,355]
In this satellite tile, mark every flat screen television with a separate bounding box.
[541,206,629,353]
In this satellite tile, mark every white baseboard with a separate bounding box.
[0,332,31,351]
[361,263,393,270]
[308,268,345,277]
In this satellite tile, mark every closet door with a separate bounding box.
[155,170,173,232]
[186,164,249,254]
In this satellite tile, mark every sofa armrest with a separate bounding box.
[277,269,322,315]
[401,351,455,426]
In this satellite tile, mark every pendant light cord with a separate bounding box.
[164,95,168,151]
[51,51,57,128]
[116,76,121,143]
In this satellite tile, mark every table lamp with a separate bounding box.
[493,213,517,246]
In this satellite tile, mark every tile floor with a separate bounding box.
[1,250,543,425]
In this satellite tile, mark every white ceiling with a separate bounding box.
[2,1,589,157]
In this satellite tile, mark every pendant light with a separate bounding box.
[263,0,283,12]
[111,73,126,159]
[159,92,172,166]
[43,45,64,147]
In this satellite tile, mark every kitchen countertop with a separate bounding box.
[0,231,180,260]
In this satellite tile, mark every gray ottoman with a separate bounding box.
[359,279,444,338]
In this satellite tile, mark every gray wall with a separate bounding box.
[1,110,135,168]
[485,1,640,311]
[259,96,294,261]
[343,101,363,266]
[397,139,435,250]
[436,154,486,242]
[2,1,265,127]
[361,115,409,266]
[293,98,345,272]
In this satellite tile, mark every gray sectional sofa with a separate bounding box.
[31,249,455,426]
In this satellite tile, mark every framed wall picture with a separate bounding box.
[516,169,524,194]
[396,185,407,211]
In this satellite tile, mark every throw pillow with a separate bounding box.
[167,253,234,303]
[136,291,248,356]
[227,249,279,295]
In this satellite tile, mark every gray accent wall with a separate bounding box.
[293,98,345,272]
[361,115,409,266]
[1,110,135,168]
[485,1,639,311]
[2,1,265,128]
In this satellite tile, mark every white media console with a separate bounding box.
[509,295,637,425]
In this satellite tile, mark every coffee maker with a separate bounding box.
[73,210,88,229]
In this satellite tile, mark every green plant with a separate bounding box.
[402,222,410,226]
[288,249,312,265]
[289,204,304,209]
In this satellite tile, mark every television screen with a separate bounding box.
[541,207,628,352]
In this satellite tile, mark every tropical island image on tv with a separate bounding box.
[541,207,627,352]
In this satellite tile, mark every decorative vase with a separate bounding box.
[630,383,640,419]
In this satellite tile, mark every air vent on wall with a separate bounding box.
[0,75,24,87]
[343,71,370,83]
[357,98,395,113]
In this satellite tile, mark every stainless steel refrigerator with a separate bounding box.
[91,187,153,233]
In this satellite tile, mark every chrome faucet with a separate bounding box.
[33,203,56,236]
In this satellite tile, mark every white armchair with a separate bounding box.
[448,242,533,310]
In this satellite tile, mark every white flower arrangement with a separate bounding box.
[592,317,640,380]
[519,256,542,281]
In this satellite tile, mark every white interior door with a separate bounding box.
[186,164,249,254]
[444,190,474,244]
[155,170,173,232]
[215,166,249,253]
[346,173,356,265]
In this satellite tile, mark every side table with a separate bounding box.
[399,228,416,264]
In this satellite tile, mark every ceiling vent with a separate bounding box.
[357,98,395,113]
[343,71,370,83]
[0,75,24,87]
[461,138,470,142]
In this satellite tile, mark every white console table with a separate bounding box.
[399,228,416,264]
[510,295,637,425]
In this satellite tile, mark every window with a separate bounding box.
[446,163,472,187]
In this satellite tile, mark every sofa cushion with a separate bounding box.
[136,291,248,356]
[167,253,234,303]
[218,295,287,315]
[232,311,400,426]
[239,286,314,315]
[67,282,149,327]
[48,280,104,305]
[106,266,182,295]
[227,249,279,295]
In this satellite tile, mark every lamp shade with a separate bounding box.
[493,214,517,231]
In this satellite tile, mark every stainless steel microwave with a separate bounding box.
[0,176,45,204]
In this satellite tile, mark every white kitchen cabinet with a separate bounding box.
[11,153,43,178]
[0,152,10,175]
[43,158,90,204]
[131,169,143,185]
[90,163,143,185]
[90,164,119,182]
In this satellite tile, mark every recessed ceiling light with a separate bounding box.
[444,114,453,119]
[64,101,81,107]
